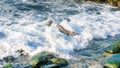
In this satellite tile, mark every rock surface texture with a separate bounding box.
[85,0,120,7]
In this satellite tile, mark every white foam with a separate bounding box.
[0,1,120,59]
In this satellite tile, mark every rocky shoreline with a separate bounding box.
[1,20,120,68]
[1,1,120,68]
[1,35,120,68]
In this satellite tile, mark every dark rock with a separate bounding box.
[3,56,15,63]
[105,40,120,54]
[29,52,55,68]
[103,54,120,68]
[15,49,28,56]
[48,58,68,66]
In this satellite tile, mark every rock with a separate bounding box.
[45,20,53,26]
[84,0,120,7]
[88,64,103,68]
[103,54,120,68]
[29,52,68,68]
[2,64,13,68]
[3,56,15,63]
[105,41,120,54]
[15,49,28,56]
[107,0,117,6]
[48,58,68,66]
[103,52,113,58]
[41,64,61,68]
[117,1,120,7]
[29,52,55,68]
[56,25,77,36]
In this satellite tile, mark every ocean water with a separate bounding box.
[0,0,120,60]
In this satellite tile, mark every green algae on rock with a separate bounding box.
[29,52,68,68]
[105,40,120,54]
[29,52,55,68]
[103,54,120,68]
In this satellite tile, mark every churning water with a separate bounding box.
[0,0,120,60]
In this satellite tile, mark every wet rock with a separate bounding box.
[107,0,117,6]
[106,0,120,7]
[29,52,55,68]
[56,25,77,36]
[2,64,13,68]
[41,64,61,68]
[117,1,120,7]
[46,20,53,26]
[103,52,113,58]
[15,49,28,56]
[105,40,120,54]
[84,0,120,7]
[48,58,68,66]
[29,51,68,68]
[3,56,15,63]
[103,54,120,68]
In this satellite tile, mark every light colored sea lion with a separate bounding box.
[56,25,77,36]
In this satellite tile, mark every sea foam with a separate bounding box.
[0,0,120,59]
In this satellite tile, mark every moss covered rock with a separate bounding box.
[29,52,55,68]
[103,54,120,68]
[48,58,68,66]
[105,41,120,54]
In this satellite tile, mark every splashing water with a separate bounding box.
[0,0,120,59]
